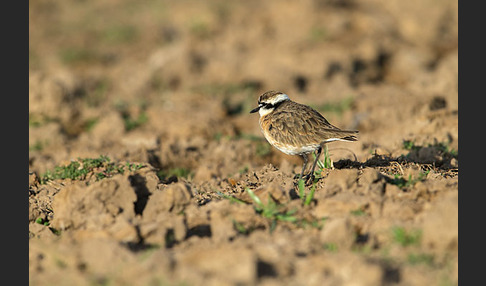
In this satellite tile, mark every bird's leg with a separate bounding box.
[297,154,309,180]
[304,146,323,184]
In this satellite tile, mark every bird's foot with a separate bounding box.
[302,173,316,186]
[294,173,319,186]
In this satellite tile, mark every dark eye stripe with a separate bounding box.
[263,101,284,109]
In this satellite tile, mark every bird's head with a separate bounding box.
[250,90,290,116]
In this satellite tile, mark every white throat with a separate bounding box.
[259,107,274,117]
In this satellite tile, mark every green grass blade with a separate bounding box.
[304,184,316,206]
[246,188,264,209]
[297,179,305,200]
[216,191,247,205]
[276,214,297,222]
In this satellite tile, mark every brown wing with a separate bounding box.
[263,101,358,146]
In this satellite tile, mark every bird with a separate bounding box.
[250,90,358,183]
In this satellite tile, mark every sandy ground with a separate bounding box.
[29,1,458,285]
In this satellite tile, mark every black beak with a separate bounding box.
[250,106,261,113]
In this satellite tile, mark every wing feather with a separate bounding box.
[261,101,358,147]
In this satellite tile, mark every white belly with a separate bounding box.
[274,144,319,155]
[263,131,319,155]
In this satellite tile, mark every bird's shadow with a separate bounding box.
[332,147,458,173]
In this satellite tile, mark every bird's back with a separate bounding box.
[260,100,358,151]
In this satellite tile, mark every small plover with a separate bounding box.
[250,90,358,183]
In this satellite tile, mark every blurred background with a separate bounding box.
[29,0,458,175]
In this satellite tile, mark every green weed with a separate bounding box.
[34,217,61,236]
[392,227,422,247]
[29,113,53,128]
[434,141,458,157]
[238,165,249,174]
[219,188,325,233]
[309,26,328,42]
[256,142,272,157]
[59,48,98,65]
[238,134,263,141]
[323,243,338,252]
[389,171,429,189]
[246,188,298,232]
[188,19,211,39]
[402,139,458,158]
[114,101,149,131]
[83,118,99,132]
[102,25,138,44]
[216,191,246,205]
[297,217,327,230]
[35,217,49,226]
[407,253,435,266]
[352,244,373,255]
[157,167,193,181]
[40,155,144,184]
[215,192,255,234]
[402,140,419,151]
[123,111,148,131]
[85,80,110,107]
[125,162,144,172]
[213,132,223,142]
[233,220,252,234]
[29,141,45,152]
[315,145,333,172]
[350,208,366,216]
[297,179,316,206]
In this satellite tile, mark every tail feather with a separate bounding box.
[341,134,358,141]
[320,129,359,143]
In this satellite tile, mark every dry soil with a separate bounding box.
[29,1,458,285]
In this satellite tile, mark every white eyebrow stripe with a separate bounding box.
[269,93,290,105]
